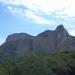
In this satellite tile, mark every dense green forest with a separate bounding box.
[0,51,75,75]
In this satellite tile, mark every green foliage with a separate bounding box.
[0,64,9,75]
[0,51,75,75]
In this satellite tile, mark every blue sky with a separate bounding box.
[0,0,75,45]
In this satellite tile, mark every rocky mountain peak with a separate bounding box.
[55,25,69,36]
[6,33,33,42]
[56,25,65,30]
[37,30,54,37]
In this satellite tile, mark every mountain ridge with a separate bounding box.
[0,25,75,59]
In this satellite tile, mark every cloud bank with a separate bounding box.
[0,0,75,35]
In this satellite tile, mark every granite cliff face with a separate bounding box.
[0,25,75,58]
[34,25,75,53]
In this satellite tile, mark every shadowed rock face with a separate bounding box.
[0,25,75,58]
[34,25,74,53]
[6,33,34,42]
[0,33,34,59]
[56,25,65,30]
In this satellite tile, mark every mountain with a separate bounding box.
[0,25,75,59]
[34,25,75,54]
[0,33,34,59]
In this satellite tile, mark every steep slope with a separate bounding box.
[33,30,56,54]
[0,25,75,59]
[54,25,75,50]
[0,33,34,59]
[34,25,75,54]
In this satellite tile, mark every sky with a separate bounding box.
[0,0,75,45]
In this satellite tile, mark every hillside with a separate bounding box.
[0,25,75,75]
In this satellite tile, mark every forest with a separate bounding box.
[0,50,75,75]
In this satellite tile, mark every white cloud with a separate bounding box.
[0,0,75,25]
[25,10,50,24]
[0,0,74,14]
[0,38,5,45]
[7,6,25,17]
[69,30,75,36]
[7,6,50,24]
[0,0,68,14]
[0,0,20,5]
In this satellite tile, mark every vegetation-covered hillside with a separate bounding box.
[0,50,75,75]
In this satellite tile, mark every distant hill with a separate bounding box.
[0,25,75,59]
